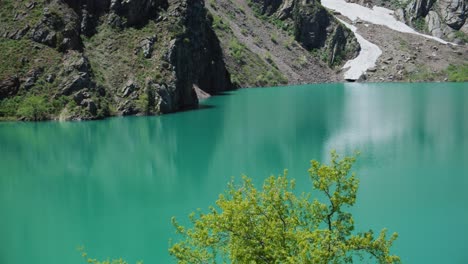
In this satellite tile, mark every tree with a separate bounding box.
[169,152,400,263]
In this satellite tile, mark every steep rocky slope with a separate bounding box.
[207,0,360,87]
[0,0,232,120]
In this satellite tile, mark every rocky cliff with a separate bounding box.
[396,0,467,43]
[251,0,360,65]
[0,0,232,121]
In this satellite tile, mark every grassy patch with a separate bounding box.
[0,94,70,121]
[0,0,47,34]
[406,63,468,82]
[406,66,445,82]
[0,38,61,79]
[84,21,170,92]
[446,63,468,82]
[413,17,427,32]
[229,39,246,64]
[454,31,468,44]
[211,14,231,32]
[224,37,288,87]
[310,48,329,64]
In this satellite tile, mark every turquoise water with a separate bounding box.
[0,82,467,263]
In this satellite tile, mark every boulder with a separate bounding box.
[73,89,91,104]
[193,84,211,100]
[277,0,294,19]
[60,73,90,95]
[136,36,157,58]
[23,77,36,90]
[31,24,57,47]
[426,10,444,37]
[121,80,138,97]
[460,21,468,34]
[0,77,20,99]
[155,83,175,113]
[81,98,97,115]
[46,74,56,83]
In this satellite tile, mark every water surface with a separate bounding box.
[1,82,467,263]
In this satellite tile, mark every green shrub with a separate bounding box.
[229,39,246,64]
[270,32,278,44]
[17,95,49,121]
[211,14,230,32]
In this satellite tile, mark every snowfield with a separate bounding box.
[321,0,452,80]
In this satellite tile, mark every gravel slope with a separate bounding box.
[207,0,339,85]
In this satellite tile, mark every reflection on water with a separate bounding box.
[0,82,467,263]
[325,83,468,162]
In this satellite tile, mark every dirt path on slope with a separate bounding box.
[207,0,339,84]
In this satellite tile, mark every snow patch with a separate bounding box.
[338,19,382,81]
[321,0,451,44]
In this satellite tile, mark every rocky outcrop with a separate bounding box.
[30,5,82,51]
[395,0,467,43]
[167,0,232,111]
[293,1,331,49]
[252,0,284,15]
[63,0,169,29]
[0,77,20,100]
[59,52,94,95]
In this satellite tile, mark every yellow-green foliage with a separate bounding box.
[79,248,142,264]
[170,152,400,263]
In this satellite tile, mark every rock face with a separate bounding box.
[293,1,331,49]
[251,0,360,65]
[0,77,20,100]
[395,0,467,42]
[61,0,169,34]
[168,0,232,111]
[0,0,232,120]
[30,5,82,51]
